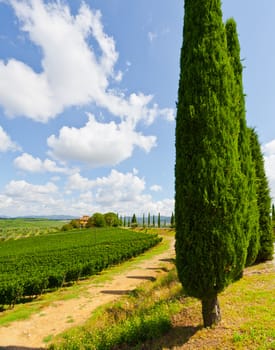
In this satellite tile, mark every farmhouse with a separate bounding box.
[80,215,89,227]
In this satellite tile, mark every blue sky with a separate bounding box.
[0,0,274,217]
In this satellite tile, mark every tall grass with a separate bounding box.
[49,269,184,350]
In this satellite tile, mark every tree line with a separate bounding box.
[62,212,175,230]
[175,0,274,328]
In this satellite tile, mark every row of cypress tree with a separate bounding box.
[175,0,274,328]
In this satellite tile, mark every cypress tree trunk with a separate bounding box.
[202,295,221,328]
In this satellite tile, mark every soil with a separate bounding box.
[0,236,175,349]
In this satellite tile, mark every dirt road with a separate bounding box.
[0,236,175,349]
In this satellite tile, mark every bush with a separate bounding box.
[87,213,106,228]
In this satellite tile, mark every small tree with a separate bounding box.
[70,219,81,229]
[142,213,145,228]
[87,213,106,228]
[131,214,138,228]
[170,212,175,228]
[104,212,120,227]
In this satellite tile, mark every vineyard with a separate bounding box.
[0,227,162,308]
[0,218,64,241]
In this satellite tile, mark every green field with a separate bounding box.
[0,218,65,241]
[0,226,161,307]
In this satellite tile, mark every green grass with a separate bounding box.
[48,257,275,350]
[48,269,183,349]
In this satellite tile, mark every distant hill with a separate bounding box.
[0,215,78,221]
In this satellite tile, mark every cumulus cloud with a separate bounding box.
[0,126,20,152]
[5,180,57,197]
[1,179,65,216]
[0,0,114,121]
[48,114,157,167]
[262,139,275,199]
[150,185,162,192]
[0,169,174,216]
[14,152,74,173]
[65,168,174,216]
[66,168,148,210]
[0,0,174,124]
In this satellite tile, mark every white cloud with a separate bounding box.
[0,170,174,217]
[148,31,157,42]
[150,185,162,192]
[48,114,157,167]
[14,152,74,173]
[0,0,116,121]
[0,126,20,152]
[5,180,57,197]
[66,172,94,192]
[65,169,174,216]
[1,179,65,216]
[262,139,275,200]
[0,0,174,125]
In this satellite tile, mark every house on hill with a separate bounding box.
[80,215,89,227]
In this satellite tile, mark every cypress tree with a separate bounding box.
[272,204,275,222]
[142,213,145,228]
[170,212,175,228]
[249,128,274,262]
[152,215,155,227]
[131,213,138,227]
[225,18,259,266]
[147,212,150,227]
[158,213,161,228]
[175,0,248,327]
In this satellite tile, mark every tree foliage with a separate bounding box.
[175,0,249,327]
[225,18,260,266]
[87,213,106,228]
[131,213,138,228]
[249,128,274,262]
[104,212,120,227]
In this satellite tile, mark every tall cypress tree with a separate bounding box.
[175,0,248,327]
[170,212,175,228]
[249,128,274,262]
[142,213,145,228]
[225,18,259,266]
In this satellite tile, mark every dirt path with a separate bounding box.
[0,236,175,349]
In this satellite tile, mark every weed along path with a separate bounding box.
[0,233,175,349]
